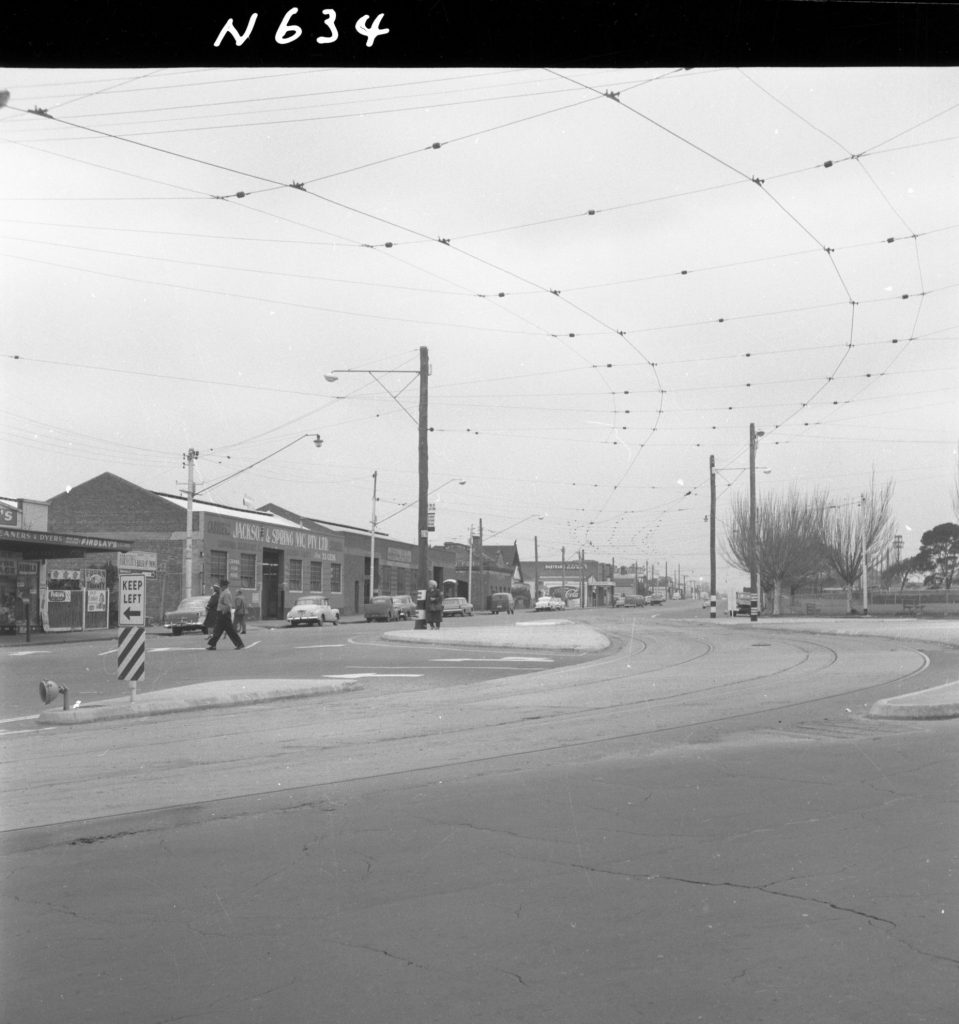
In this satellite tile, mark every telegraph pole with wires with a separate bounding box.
[182,448,199,599]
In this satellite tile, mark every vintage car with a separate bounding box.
[286,593,340,627]
[163,596,212,636]
[364,594,416,622]
[442,596,473,617]
[489,592,515,614]
[534,595,566,612]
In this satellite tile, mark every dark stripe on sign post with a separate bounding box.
[118,626,145,694]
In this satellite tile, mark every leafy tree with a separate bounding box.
[820,475,895,613]
[914,523,959,590]
[722,487,829,614]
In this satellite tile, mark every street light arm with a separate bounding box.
[326,366,421,426]
[194,433,323,497]
[484,513,546,542]
[376,478,466,527]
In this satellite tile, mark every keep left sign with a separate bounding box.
[120,574,145,625]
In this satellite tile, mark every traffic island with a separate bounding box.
[37,677,362,725]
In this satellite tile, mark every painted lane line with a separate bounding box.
[295,644,346,650]
[322,673,423,680]
[433,656,554,663]
[7,650,53,657]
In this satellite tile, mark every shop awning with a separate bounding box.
[0,526,133,560]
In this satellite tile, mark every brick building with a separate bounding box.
[45,472,420,624]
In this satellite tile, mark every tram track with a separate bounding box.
[2,619,946,844]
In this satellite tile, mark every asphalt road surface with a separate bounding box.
[2,611,957,1024]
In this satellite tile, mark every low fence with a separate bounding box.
[775,590,956,618]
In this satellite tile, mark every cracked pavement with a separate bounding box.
[2,620,957,1023]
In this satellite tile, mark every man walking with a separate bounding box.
[207,577,245,650]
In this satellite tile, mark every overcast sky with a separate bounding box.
[1,65,956,586]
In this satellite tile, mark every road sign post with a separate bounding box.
[119,575,146,698]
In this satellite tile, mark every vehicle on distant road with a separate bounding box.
[286,593,340,627]
[535,595,566,612]
[364,594,416,622]
[163,596,212,636]
[443,596,473,617]
[732,590,757,616]
[489,592,515,614]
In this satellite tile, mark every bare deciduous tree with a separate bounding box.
[820,474,895,613]
[722,487,830,614]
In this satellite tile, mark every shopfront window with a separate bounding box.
[309,561,323,592]
[240,553,256,589]
[329,562,342,595]
[209,550,227,586]
[289,558,303,592]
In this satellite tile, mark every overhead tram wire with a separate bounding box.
[8,89,669,474]
[11,81,945,544]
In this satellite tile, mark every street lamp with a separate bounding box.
[183,432,323,599]
[325,348,430,627]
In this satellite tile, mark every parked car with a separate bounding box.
[489,592,515,614]
[286,593,340,627]
[534,595,566,612]
[163,596,212,636]
[364,594,416,622]
[442,596,473,617]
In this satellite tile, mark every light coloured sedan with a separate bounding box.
[534,595,566,612]
[286,593,340,627]
[442,596,473,617]
[163,596,212,636]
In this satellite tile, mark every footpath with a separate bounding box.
[4,613,956,725]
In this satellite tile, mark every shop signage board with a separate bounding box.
[118,550,157,577]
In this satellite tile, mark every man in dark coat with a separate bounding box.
[207,578,245,650]
[203,585,219,634]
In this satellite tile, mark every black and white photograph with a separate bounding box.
[2,5,958,1023]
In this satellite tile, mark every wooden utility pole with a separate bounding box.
[709,454,717,618]
[415,346,430,628]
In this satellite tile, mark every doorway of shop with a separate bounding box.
[261,549,283,619]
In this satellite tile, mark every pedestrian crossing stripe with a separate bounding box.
[118,626,145,681]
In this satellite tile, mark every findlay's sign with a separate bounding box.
[207,516,342,554]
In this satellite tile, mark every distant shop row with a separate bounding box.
[0,472,625,632]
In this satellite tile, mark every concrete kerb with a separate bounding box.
[37,678,362,725]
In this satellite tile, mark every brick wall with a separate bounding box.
[47,473,188,623]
